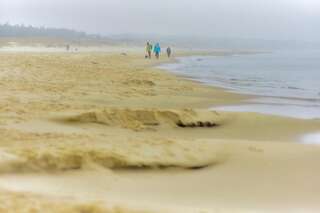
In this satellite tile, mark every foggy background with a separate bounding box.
[1,0,320,48]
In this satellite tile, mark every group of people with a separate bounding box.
[145,42,172,59]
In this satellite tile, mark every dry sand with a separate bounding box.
[0,49,319,213]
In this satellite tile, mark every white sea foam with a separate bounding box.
[301,133,320,145]
[213,103,320,119]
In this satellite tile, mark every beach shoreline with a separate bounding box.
[161,53,320,121]
[0,48,320,212]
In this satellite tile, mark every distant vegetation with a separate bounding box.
[0,23,102,40]
[1,23,319,50]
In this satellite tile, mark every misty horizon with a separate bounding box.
[1,0,320,43]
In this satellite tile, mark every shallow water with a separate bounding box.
[160,51,320,100]
[301,133,320,145]
[214,104,320,119]
[213,97,320,119]
[160,50,320,119]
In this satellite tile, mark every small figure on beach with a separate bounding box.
[146,42,153,59]
[66,44,70,51]
[154,43,161,59]
[166,47,172,58]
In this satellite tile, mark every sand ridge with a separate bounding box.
[0,139,226,173]
[0,191,150,213]
[59,108,222,130]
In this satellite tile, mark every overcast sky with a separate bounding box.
[1,0,320,42]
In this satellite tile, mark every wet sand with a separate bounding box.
[0,49,320,212]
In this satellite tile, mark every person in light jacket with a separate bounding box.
[153,43,161,59]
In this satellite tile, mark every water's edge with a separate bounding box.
[158,54,320,144]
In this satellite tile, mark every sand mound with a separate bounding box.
[0,191,147,213]
[60,108,222,130]
[0,139,225,173]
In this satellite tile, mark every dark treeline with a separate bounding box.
[0,23,103,40]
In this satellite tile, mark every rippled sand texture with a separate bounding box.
[0,191,150,213]
[0,52,320,212]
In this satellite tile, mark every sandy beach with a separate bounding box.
[0,48,320,213]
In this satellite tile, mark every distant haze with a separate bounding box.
[1,0,320,42]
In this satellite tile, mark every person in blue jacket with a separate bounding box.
[154,43,161,59]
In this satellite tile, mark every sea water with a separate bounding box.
[159,50,320,119]
[159,50,320,143]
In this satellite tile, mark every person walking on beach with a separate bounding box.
[146,42,153,59]
[154,43,161,59]
[166,47,172,58]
